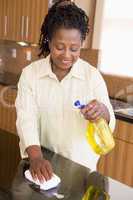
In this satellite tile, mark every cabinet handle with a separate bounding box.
[25,16,29,40]
[21,16,25,39]
[4,16,7,36]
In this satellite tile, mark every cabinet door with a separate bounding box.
[97,138,133,187]
[22,0,48,43]
[0,0,23,41]
[114,119,133,143]
[10,0,24,41]
[0,0,8,39]
[6,0,17,40]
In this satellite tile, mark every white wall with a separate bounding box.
[92,0,105,49]
[75,0,92,16]
[75,0,97,48]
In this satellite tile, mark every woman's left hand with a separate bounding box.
[80,99,110,123]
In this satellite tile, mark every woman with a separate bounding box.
[15,1,115,182]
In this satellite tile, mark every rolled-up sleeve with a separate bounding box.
[92,70,116,132]
[15,68,40,158]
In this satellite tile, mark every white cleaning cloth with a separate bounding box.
[24,170,61,190]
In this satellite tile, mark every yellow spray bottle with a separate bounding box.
[74,100,115,155]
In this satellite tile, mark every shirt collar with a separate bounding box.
[37,55,55,79]
[37,55,85,80]
[70,58,85,80]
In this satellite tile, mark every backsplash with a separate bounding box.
[0,40,41,75]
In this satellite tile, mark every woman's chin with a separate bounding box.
[57,63,72,70]
[60,66,72,71]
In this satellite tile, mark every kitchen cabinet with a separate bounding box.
[0,0,96,46]
[0,0,7,39]
[0,0,19,41]
[18,0,48,43]
[97,119,133,187]
[0,0,48,43]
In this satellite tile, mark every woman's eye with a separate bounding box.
[71,48,79,52]
[56,46,64,50]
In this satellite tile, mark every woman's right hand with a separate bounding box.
[26,145,53,182]
[29,156,53,182]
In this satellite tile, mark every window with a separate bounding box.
[98,0,133,77]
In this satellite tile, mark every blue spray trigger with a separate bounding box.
[74,100,80,107]
[74,100,85,109]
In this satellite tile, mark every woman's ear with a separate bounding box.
[81,40,85,48]
[48,41,51,51]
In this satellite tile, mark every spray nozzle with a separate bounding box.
[74,100,85,109]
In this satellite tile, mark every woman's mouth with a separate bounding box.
[61,60,72,65]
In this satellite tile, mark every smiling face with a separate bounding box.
[49,28,82,73]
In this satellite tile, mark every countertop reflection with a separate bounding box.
[0,71,19,88]
[8,148,133,200]
[111,98,133,123]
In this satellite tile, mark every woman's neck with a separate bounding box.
[51,61,71,82]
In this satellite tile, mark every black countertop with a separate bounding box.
[2,148,133,200]
[110,99,133,123]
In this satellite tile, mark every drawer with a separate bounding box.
[114,119,133,144]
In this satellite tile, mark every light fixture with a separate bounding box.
[17,41,29,46]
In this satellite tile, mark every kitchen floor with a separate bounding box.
[0,188,11,200]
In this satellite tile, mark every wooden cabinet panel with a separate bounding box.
[0,0,4,38]
[114,119,133,144]
[10,0,23,41]
[0,0,21,41]
[80,49,98,67]
[97,138,133,187]
[6,0,20,41]
[0,0,8,39]
[23,0,48,43]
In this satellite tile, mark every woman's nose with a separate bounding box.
[63,49,71,58]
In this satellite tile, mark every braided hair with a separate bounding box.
[38,0,89,57]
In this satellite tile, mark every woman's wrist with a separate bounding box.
[101,103,110,123]
[26,145,43,161]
